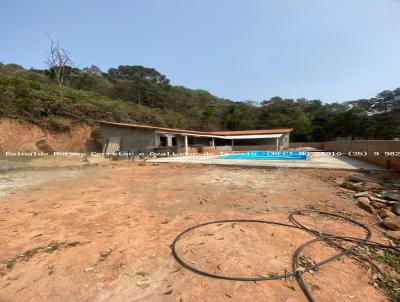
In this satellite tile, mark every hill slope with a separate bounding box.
[0,63,399,142]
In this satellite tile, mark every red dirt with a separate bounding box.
[0,117,93,152]
[0,162,393,301]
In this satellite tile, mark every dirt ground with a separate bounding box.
[0,161,397,301]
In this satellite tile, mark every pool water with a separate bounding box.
[220,151,310,160]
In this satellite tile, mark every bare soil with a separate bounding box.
[0,117,93,152]
[0,162,395,301]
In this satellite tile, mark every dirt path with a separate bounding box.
[0,162,391,301]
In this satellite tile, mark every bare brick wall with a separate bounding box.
[290,140,400,171]
[324,140,400,171]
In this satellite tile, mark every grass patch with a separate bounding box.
[377,273,400,302]
[377,251,400,274]
[372,250,400,301]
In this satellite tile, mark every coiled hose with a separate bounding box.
[171,209,399,301]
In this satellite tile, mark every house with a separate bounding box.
[99,121,292,155]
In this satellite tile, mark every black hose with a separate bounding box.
[170,210,398,301]
[171,219,302,281]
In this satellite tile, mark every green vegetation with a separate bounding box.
[371,250,400,301]
[0,63,399,141]
[377,273,400,302]
[377,251,400,274]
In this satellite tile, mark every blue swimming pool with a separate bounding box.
[220,151,310,160]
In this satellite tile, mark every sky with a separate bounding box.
[1,0,400,103]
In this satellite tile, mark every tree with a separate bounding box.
[82,65,103,76]
[200,103,217,129]
[222,102,258,130]
[45,36,72,101]
[107,65,170,105]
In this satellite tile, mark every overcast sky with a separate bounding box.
[1,0,400,103]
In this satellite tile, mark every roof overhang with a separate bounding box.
[225,134,283,139]
[99,121,292,138]
[155,131,225,138]
[155,131,283,140]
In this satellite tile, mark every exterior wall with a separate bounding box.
[232,138,274,146]
[203,146,232,153]
[281,133,290,148]
[232,145,278,151]
[289,140,400,171]
[323,140,400,171]
[216,146,232,152]
[101,126,156,152]
[101,125,292,155]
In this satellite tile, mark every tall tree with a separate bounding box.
[45,36,72,101]
[107,65,170,105]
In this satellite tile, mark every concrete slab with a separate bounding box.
[148,153,387,171]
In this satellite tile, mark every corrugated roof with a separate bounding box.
[98,121,293,136]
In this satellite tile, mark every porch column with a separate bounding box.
[276,138,279,151]
[167,136,173,147]
[184,135,188,154]
[211,137,215,147]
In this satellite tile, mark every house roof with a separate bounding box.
[209,129,293,135]
[98,121,293,137]
[98,121,209,135]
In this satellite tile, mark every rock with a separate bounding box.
[386,232,400,241]
[378,209,397,219]
[349,175,371,183]
[35,139,55,153]
[382,217,400,231]
[361,182,384,191]
[370,201,386,209]
[370,195,396,205]
[342,181,364,191]
[382,191,400,202]
[357,198,375,214]
[84,267,94,273]
[347,176,383,190]
[354,192,369,198]
[357,197,369,203]
[384,230,400,240]
[391,203,400,216]
[135,280,150,289]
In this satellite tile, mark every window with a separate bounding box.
[159,136,167,147]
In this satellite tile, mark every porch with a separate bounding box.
[154,131,287,154]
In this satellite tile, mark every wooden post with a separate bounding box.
[276,138,279,151]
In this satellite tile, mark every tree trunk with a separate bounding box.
[59,82,63,101]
